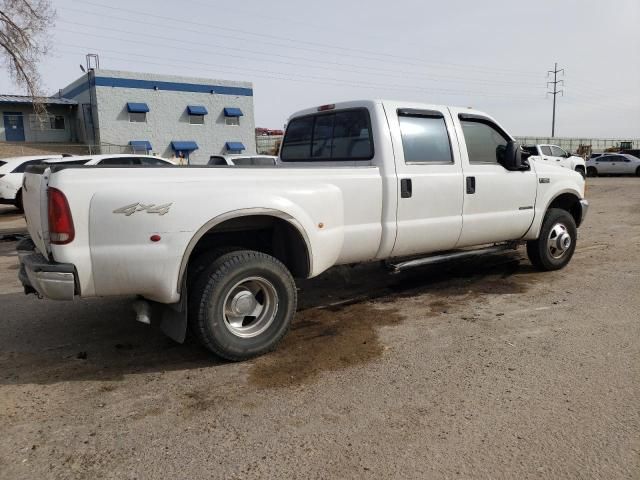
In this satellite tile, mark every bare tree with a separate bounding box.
[0,0,55,107]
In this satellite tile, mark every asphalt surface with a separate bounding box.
[0,178,638,479]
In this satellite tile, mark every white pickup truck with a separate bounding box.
[522,144,586,177]
[18,100,588,360]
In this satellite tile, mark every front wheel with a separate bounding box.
[189,250,297,361]
[527,208,577,271]
[587,166,598,177]
[636,166,640,177]
[575,166,585,178]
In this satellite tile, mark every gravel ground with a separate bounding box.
[0,178,638,479]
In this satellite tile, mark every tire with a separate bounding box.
[15,189,24,212]
[527,208,577,271]
[636,166,640,177]
[189,250,297,361]
[187,246,241,288]
[575,166,585,178]
[586,166,598,177]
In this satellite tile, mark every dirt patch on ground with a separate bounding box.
[249,303,403,389]
[251,255,540,389]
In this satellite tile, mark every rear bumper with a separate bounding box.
[579,199,589,225]
[17,237,76,300]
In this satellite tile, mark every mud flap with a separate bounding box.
[157,280,188,343]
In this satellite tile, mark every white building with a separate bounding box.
[59,69,256,164]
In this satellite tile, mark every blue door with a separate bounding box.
[3,112,25,142]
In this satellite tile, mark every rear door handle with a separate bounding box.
[466,176,476,194]
[400,178,412,198]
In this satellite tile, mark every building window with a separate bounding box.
[226,116,240,126]
[190,115,205,125]
[29,114,66,131]
[129,112,147,123]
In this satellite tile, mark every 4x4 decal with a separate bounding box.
[113,202,172,216]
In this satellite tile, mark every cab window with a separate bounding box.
[98,157,140,166]
[398,113,452,164]
[460,120,508,164]
[13,159,48,173]
[540,146,553,155]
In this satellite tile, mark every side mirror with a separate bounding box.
[564,152,572,158]
[499,141,530,171]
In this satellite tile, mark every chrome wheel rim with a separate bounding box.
[222,276,278,338]
[547,223,571,259]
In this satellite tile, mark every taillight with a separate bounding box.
[48,187,75,244]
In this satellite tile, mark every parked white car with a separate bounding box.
[586,153,640,177]
[208,154,278,166]
[53,154,176,167]
[0,155,67,210]
[523,144,586,177]
[18,100,587,361]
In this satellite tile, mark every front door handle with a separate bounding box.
[400,178,412,198]
[466,176,476,194]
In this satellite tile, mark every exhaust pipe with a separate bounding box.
[132,299,151,324]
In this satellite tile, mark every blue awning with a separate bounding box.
[226,141,246,152]
[129,140,152,151]
[224,107,244,117]
[187,105,208,115]
[126,102,150,113]
[171,141,199,151]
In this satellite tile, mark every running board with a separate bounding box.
[388,243,519,274]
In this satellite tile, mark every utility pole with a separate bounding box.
[547,63,564,137]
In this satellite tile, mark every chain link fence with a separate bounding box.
[0,142,145,159]
[256,136,282,155]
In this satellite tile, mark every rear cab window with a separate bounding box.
[280,108,374,163]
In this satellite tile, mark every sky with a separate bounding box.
[1,0,639,137]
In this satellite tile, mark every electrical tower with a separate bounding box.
[547,63,564,137]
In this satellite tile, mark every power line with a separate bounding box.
[54,47,545,101]
[547,62,564,137]
[53,25,546,90]
[60,2,541,77]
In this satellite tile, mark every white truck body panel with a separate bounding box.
[20,100,587,305]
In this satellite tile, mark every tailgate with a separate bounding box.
[23,167,50,259]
